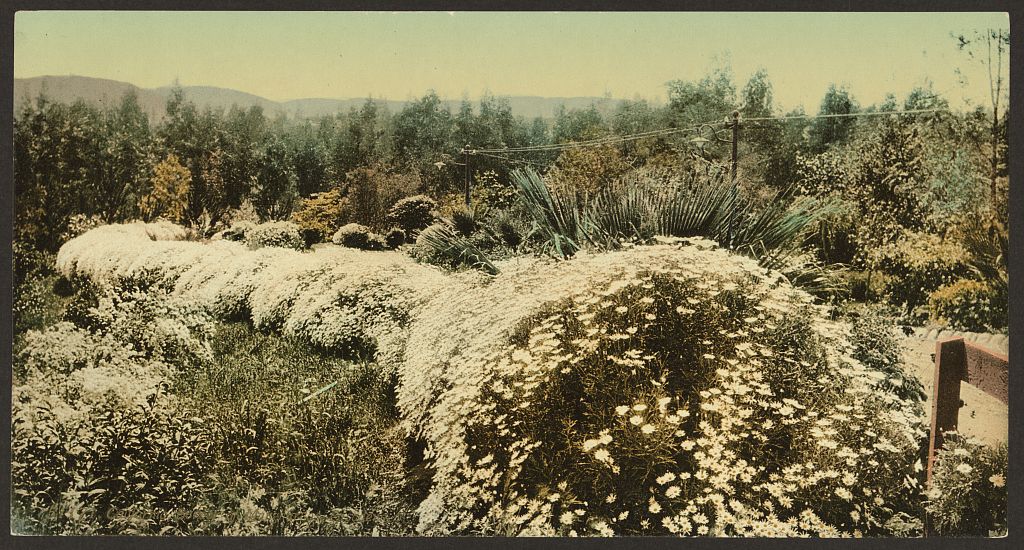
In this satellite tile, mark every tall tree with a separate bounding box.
[954,28,1009,200]
[807,84,858,153]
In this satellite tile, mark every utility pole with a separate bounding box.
[727,110,740,249]
[462,144,472,207]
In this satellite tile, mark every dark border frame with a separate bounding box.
[1,2,1020,549]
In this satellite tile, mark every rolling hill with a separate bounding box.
[14,75,633,121]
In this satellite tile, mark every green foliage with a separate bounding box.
[511,168,582,259]
[252,137,299,221]
[807,84,858,153]
[290,188,351,244]
[414,223,499,275]
[925,437,1007,536]
[546,144,634,201]
[139,153,191,223]
[385,228,407,249]
[345,166,421,230]
[12,389,216,535]
[928,279,1006,333]
[386,194,438,235]
[331,222,385,250]
[512,167,832,273]
[168,322,419,535]
[848,310,926,405]
[870,231,972,316]
[449,204,483,237]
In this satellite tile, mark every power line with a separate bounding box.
[465,107,945,157]
[741,107,945,123]
[473,151,549,168]
[469,117,728,155]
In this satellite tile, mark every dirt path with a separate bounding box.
[901,335,1008,446]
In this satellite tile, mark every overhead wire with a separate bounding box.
[461,107,947,159]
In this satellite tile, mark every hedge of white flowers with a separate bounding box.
[57,222,449,365]
[56,224,929,537]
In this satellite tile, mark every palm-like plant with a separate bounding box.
[511,166,835,271]
[416,223,499,275]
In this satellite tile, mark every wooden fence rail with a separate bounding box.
[926,337,1009,484]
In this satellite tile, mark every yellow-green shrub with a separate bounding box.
[290,188,350,244]
[928,279,1006,333]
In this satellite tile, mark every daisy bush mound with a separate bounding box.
[400,238,925,536]
[57,222,447,364]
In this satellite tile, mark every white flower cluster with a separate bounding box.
[57,222,450,366]
[244,220,306,251]
[399,240,925,536]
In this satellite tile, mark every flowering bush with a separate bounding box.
[399,240,925,536]
[925,436,1007,536]
[386,195,438,236]
[58,222,448,366]
[928,279,1006,333]
[12,268,218,534]
[245,221,306,251]
[55,224,941,537]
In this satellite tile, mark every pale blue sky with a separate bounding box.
[14,11,1010,111]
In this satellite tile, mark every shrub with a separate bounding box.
[60,214,105,244]
[511,167,832,265]
[450,206,480,237]
[849,310,926,406]
[346,167,421,230]
[414,224,499,275]
[139,153,191,224]
[219,221,254,242]
[870,230,971,316]
[925,436,1007,536]
[333,223,370,249]
[485,209,527,250]
[12,388,215,535]
[57,222,449,365]
[385,228,407,249]
[399,241,925,536]
[386,195,438,235]
[246,221,306,251]
[928,279,1006,333]
[474,170,519,211]
[290,188,351,244]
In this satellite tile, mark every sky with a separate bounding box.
[13,11,1011,112]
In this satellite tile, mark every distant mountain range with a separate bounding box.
[14,75,640,121]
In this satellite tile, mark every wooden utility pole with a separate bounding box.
[727,110,740,249]
[463,144,472,207]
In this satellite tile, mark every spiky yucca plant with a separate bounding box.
[416,224,499,275]
[510,167,835,270]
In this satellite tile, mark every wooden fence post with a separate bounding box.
[926,337,1009,484]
